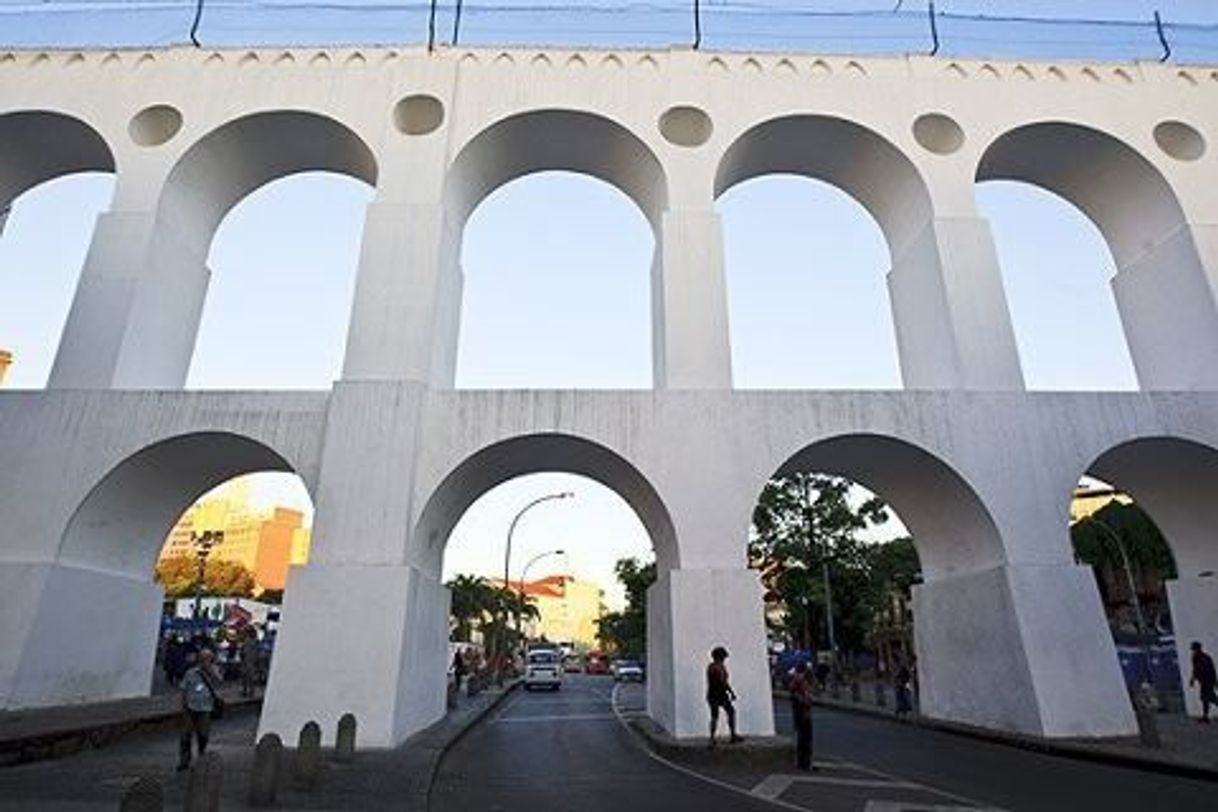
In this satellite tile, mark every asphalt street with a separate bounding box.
[430,674,776,812]
[434,674,1218,812]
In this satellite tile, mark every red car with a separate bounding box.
[584,652,609,675]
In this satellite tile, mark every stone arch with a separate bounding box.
[414,432,678,576]
[112,111,378,387]
[1084,436,1218,577]
[1082,435,1218,718]
[7,431,309,709]
[0,110,115,210]
[715,115,973,389]
[715,115,932,264]
[444,108,667,233]
[158,110,377,257]
[60,431,304,578]
[977,122,1218,389]
[439,109,668,388]
[764,432,1004,580]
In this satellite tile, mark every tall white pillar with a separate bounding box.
[259,381,451,746]
[47,210,155,389]
[1113,223,1218,390]
[914,562,1136,738]
[341,202,461,386]
[653,209,733,390]
[889,216,1025,390]
[647,567,774,738]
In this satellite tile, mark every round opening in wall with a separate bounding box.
[129,104,182,147]
[659,105,713,148]
[912,112,964,155]
[394,94,445,135]
[1154,120,1205,162]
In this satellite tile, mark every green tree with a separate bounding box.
[596,557,656,657]
[447,574,496,642]
[154,555,256,598]
[749,473,891,654]
[1071,501,1175,577]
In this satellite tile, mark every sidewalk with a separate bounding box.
[808,680,1218,779]
[0,681,517,810]
[0,687,262,766]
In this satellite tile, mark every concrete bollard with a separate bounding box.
[248,733,283,807]
[185,752,223,812]
[1132,691,1161,749]
[118,776,162,811]
[874,681,887,708]
[335,714,357,763]
[850,681,861,702]
[294,721,322,790]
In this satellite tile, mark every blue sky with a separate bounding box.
[0,0,1188,594]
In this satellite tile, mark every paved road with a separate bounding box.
[431,674,775,812]
[435,674,1218,812]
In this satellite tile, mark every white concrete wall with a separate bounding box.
[5,45,1218,745]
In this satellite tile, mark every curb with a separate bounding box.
[808,693,1218,783]
[0,693,262,767]
[418,681,520,810]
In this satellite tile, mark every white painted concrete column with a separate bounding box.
[1166,576,1218,719]
[51,204,211,389]
[46,210,161,389]
[341,203,461,386]
[0,562,161,709]
[914,563,1136,738]
[647,567,774,738]
[259,381,452,746]
[889,216,1024,390]
[1114,223,1218,390]
[654,209,733,390]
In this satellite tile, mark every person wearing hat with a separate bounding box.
[706,646,743,747]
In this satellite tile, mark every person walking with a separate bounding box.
[706,646,743,748]
[789,661,814,771]
[894,662,914,718]
[1189,641,1217,722]
[177,649,222,771]
[239,628,259,698]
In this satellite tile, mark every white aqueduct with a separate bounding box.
[2,44,1218,748]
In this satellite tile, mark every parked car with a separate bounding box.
[612,659,645,683]
[524,649,563,691]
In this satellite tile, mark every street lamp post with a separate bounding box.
[499,492,573,678]
[1081,515,1159,701]
[191,530,223,637]
[517,549,567,645]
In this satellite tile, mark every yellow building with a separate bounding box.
[1070,484,1132,523]
[0,349,12,386]
[493,575,606,649]
[159,479,312,592]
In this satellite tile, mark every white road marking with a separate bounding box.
[493,713,621,723]
[751,774,923,798]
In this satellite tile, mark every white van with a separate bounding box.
[524,648,563,691]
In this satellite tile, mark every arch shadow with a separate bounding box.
[769,433,1005,580]
[0,110,115,209]
[414,432,677,575]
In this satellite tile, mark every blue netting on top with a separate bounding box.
[0,1,1216,64]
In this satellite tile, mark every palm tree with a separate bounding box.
[447,574,495,642]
